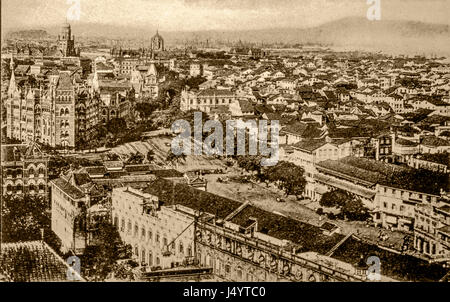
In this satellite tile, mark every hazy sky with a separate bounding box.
[2,0,450,31]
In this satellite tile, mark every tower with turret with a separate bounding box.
[58,22,78,57]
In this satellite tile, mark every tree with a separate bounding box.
[319,189,370,221]
[126,152,144,165]
[80,221,132,281]
[106,118,127,137]
[237,155,263,176]
[135,102,157,121]
[2,194,49,243]
[166,150,186,169]
[146,150,156,163]
[342,198,370,221]
[319,189,351,208]
[265,161,306,197]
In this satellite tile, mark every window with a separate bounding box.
[179,242,184,254]
[134,224,139,237]
[141,228,146,239]
[156,233,160,243]
[141,249,146,264]
[383,202,387,208]
[148,230,152,242]
[148,253,153,266]
[121,219,125,231]
[237,268,243,279]
[225,264,231,274]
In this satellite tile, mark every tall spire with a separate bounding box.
[8,59,19,98]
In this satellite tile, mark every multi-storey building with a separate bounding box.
[180,88,237,113]
[6,68,77,148]
[414,203,450,262]
[112,186,195,269]
[1,142,48,198]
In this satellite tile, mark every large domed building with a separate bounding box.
[151,30,164,52]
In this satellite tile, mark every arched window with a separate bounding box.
[110,110,116,117]
[134,246,139,257]
[114,216,119,227]
[102,109,107,115]
[134,224,139,237]
[141,228,146,239]
[38,167,45,175]
[65,131,69,137]
[60,120,64,128]
[29,184,36,192]
[38,183,45,191]
[16,184,23,192]
[127,220,132,233]
[65,108,69,115]
[6,184,12,192]
[29,167,35,176]
[148,252,153,266]
[60,108,65,116]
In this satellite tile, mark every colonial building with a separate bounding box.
[6,67,78,148]
[1,142,48,198]
[180,88,237,113]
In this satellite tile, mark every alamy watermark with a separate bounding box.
[66,255,82,281]
[171,112,280,166]
[366,0,381,21]
[366,256,381,281]
[66,0,81,21]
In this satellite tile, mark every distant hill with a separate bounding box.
[6,29,49,40]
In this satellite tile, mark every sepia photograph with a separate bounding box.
[0,0,449,291]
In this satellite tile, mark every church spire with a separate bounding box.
[8,59,20,98]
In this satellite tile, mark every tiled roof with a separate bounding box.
[0,241,84,282]
[52,178,85,200]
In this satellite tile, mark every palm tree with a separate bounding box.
[166,150,186,169]
[146,150,156,163]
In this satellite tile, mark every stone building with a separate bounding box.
[1,142,48,198]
